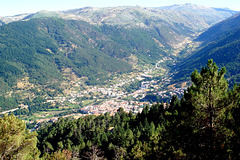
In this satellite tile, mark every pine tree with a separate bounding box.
[0,114,39,160]
[224,85,240,159]
[185,59,229,159]
[189,59,228,128]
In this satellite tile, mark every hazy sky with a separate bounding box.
[1,0,240,17]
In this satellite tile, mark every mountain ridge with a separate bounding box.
[1,4,236,49]
[1,4,237,27]
[0,4,238,92]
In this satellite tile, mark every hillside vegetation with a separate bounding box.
[34,61,240,159]
[2,60,240,159]
[0,5,236,92]
[174,13,240,86]
[0,18,138,90]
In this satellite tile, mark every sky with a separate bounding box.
[1,0,240,17]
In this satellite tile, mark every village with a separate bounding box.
[1,57,188,125]
[42,57,187,118]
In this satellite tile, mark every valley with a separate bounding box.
[2,55,188,124]
[2,2,240,159]
[0,4,239,125]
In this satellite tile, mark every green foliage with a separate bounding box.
[36,60,240,159]
[197,13,240,43]
[42,149,72,160]
[175,14,240,86]
[0,16,173,90]
[181,60,229,159]
[0,17,133,89]
[0,114,40,159]
[189,59,228,128]
[123,80,141,93]
[0,96,18,112]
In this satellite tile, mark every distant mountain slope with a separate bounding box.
[0,20,4,26]
[158,3,237,14]
[0,5,237,91]
[1,5,237,48]
[24,7,195,48]
[157,3,238,26]
[0,18,135,90]
[0,16,175,90]
[0,13,31,24]
[197,13,240,43]
[53,6,237,46]
[174,13,240,86]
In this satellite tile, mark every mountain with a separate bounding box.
[197,13,240,43]
[2,5,237,47]
[0,5,237,92]
[0,13,31,24]
[0,18,134,90]
[157,3,238,26]
[158,3,237,14]
[174,13,240,86]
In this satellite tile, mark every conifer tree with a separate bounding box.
[0,114,39,160]
[189,59,228,129]
[186,59,229,159]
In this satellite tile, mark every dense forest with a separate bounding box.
[1,60,240,159]
[0,16,172,92]
[0,18,137,90]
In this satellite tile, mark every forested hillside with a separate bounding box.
[1,17,163,91]
[174,13,240,86]
[1,4,240,159]
[2,60,240,159]
[0,5,236,92]
[197,12,240,43]
[35,61,240,159]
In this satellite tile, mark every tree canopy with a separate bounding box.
[0,114,39,160]
[2,60,240,159]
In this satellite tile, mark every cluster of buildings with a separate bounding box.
[80,100,149,116]
[32,57,188,124]
[157,87,187,99]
